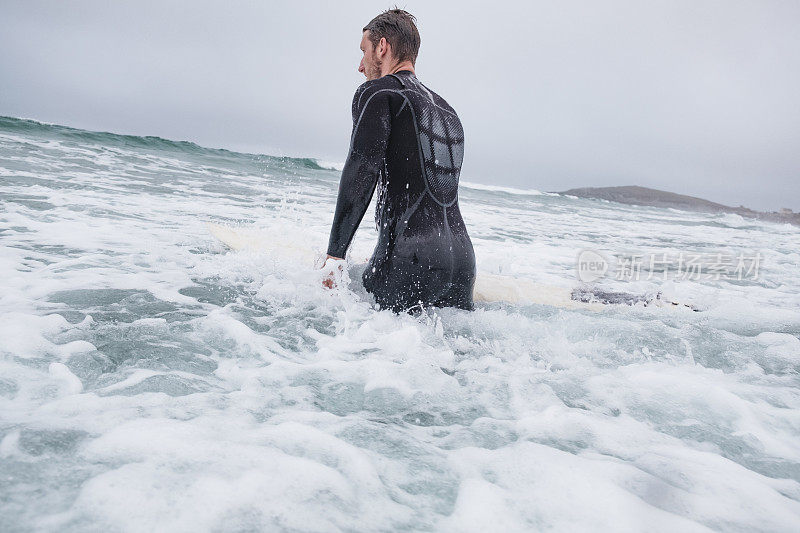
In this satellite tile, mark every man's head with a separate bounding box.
[359,9,420,80]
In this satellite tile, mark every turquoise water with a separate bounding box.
[1,116,800,531]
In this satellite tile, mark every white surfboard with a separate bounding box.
[205,222,695,311]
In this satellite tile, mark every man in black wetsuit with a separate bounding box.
[322,9,476,313]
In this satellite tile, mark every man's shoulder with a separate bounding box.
[352,75,403,109]
[356,73,404,93]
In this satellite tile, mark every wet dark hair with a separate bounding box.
[363,9,421,64]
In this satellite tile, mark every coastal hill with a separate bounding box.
[557,185,800,226]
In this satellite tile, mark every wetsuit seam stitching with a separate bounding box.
[395,100,408,117]
[348,88,395,158]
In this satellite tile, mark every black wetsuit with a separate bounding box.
[327,70,476,313]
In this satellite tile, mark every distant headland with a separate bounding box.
[557,185,800,226]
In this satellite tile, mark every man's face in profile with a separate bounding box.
[358,31,382,80]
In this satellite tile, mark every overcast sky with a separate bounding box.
[2,1,798,211]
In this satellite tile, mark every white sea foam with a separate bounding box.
[314,159,345,172]
[1,120,800,531]
[460,180,548,196]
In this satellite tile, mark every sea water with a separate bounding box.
[1,116,799,531]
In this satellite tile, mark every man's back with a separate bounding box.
[327,70,476,312]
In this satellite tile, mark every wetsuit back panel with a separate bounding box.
[394,74,465,207]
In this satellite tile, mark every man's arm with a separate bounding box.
[326,84,392,259]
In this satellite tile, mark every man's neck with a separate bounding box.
[381,60,415,77]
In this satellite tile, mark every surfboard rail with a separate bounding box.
[205,222,698,312]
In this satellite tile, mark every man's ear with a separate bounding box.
[378,37,389,58]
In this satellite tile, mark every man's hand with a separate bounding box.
[321,254,344,289]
